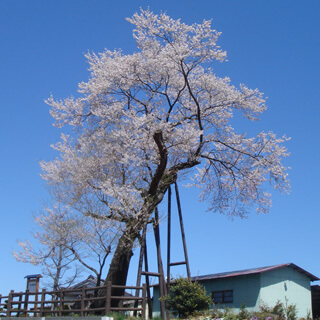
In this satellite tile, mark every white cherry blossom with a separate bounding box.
[41,9,290,289]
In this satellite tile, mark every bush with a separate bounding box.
[257,300,298,320]
[160,277,212,318]
[285,303,297,320]
[105,313,126,320]
[238,303,251,320]
[259,300,285,320]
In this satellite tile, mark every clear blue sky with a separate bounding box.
[1,0,320,294]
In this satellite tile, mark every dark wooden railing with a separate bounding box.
[0,281,147,318]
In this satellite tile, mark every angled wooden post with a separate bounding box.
[154,208,169,319]
[167,185,172,293]
[134,222,147,315]
[174,182,191,278]
[143,233,153,319]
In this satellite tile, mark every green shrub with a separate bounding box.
[258,300,285,320]
[223,307,238,320]
[238,303,251,320]
[160,277,212,318]
[285,303,297,320]
[272,300,285,318]
[208,307,224,319]
[105,312,126,320]
[256,300,298,320]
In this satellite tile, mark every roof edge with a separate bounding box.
[191,263,319,282]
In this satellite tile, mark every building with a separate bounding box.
[153,263,319,318]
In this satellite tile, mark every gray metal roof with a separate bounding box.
[191,263,319,282]
[70,275,103,289]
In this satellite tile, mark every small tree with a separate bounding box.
[13,201,120,290]
[161,277,212,318]
[13,204,80,290]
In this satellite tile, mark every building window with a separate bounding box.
[212,290,233,304]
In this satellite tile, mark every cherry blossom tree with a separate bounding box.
[13,202,120,290]
[13,204,80,291]
[41,9,290,296]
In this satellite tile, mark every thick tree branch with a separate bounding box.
[68,245,99,277]
[148,130,168,196]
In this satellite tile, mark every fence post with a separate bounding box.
[81,285,86,316]
[17,293,23,317]
[39,289,46,317]
[0,295,2,317]
[59,289,63,316]
[105,281,112,315]
[6,290,13,317]
[141,284,147,320]
[34,290,39,316]
[23,289,29,316]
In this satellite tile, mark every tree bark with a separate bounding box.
[105,228,136,306]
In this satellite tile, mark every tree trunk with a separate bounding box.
[106,234,135,305]
[100,223,141,308]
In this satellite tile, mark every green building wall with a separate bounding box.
[152,274,262,317]
[152,267,313,318]
[199,273,261,313]
[259,267,312,318]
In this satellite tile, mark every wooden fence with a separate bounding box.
[0,281,147,318]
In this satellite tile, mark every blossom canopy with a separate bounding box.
[42,9,290,222]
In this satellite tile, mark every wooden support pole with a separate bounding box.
[154,208,167,295]
[154,208,169,319]
[141,283,147,320]
[174,182,191,278]
[167,185,172,293]
[143,233,153,319]
[134,223,147,315]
